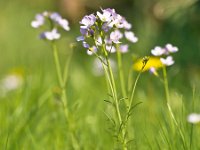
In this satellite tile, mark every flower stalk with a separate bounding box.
[51,43,80,150]
[162,66,186,149]
[116,44,127,106]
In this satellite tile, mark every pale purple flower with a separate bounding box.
[187,113,200,124]
[124,31,138,43]
[103,8,116,16]
[165,43,178,53]
[102,23,111,32]
[57,19,70,31]
[95,37,103,46]
[32,11,70,41]
[77,8,137,55]
[160,56,174,66]
[106,45,116,53]
[50,12,70,31]
[151,46,165,56]
[40,29,60,40]
[80,14,96,28]
[80,27,88,35]
[50,12,62,22]
[82,41,90,48]
[149,67,156,74]
[97,10,112,22]
[87,46,97,55]
[122,19,132,30]
[109,14,124,28]
[120,44,129,53]
[149,67,159,76]
[76,36,84,41]
[105,37,112,45]
[31,14,45,28]
[110,30,123,43]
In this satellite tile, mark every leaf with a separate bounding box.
[103,99,113,105]
[103,111,116,126]
[119,97,128,101]
[128,101,143,115]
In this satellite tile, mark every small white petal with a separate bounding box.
[151,46,165,56]
[106,45,116,53]
[160,56,174,66]
[165,43,178,53]
[124,31,138,43]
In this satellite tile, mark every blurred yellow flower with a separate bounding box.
[133,56,163,72]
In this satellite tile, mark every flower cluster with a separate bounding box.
[151,44,178,66]
[31,11,70,41]
[77,8,138,55]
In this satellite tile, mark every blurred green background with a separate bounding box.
[0,0,200,149]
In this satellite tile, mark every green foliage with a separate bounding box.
[1,0,200,149]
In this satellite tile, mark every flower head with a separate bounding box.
[110,30,123,43]
[150,43,178,67]
[124,31,138,43]
[40,28,60,41]
[165,43,178,53]
[77,8,138,56]
[120,44,129,53]
[32,11,70,41]
[31,14,45,28]
[151,46,165,56]
[160,56,174,66]
[80,14,96,28]
[133,56,163,72]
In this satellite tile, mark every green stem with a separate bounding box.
[128,69,142,116]
[101,44,127,150]
[116,44,128,106]
[51,43,80,150]
[162,66,186,150]
[126,59,147,121]
[190,86,195,150]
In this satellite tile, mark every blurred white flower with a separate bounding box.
[120,44,129,53]
[106,45,116,53]
[0,74,23,97]
[40,29,61,41]
[87,46,97,55]
[151,46,165,56]
[165,43,178,53]
[160,56,174,66]
[31,14,45,28]
[187,113,200,124]
[124,31,138,43]
[110,30,123,43]
[32,11,70,41]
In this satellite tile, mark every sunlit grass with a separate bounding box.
[1,1,200,150]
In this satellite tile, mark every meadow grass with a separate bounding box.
[1,1,200,150]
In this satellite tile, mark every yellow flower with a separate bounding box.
[133,56,163,72]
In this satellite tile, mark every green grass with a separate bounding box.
[1,0,200,149]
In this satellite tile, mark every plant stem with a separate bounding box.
[128,68,142,117]
[162,66,186,150]
[51,43,80,150]
[116,44,127,102]
[100,42,127,150]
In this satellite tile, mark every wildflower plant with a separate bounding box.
[134,43,188,148]
[32,11,80,149]
[77,8,146,149]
